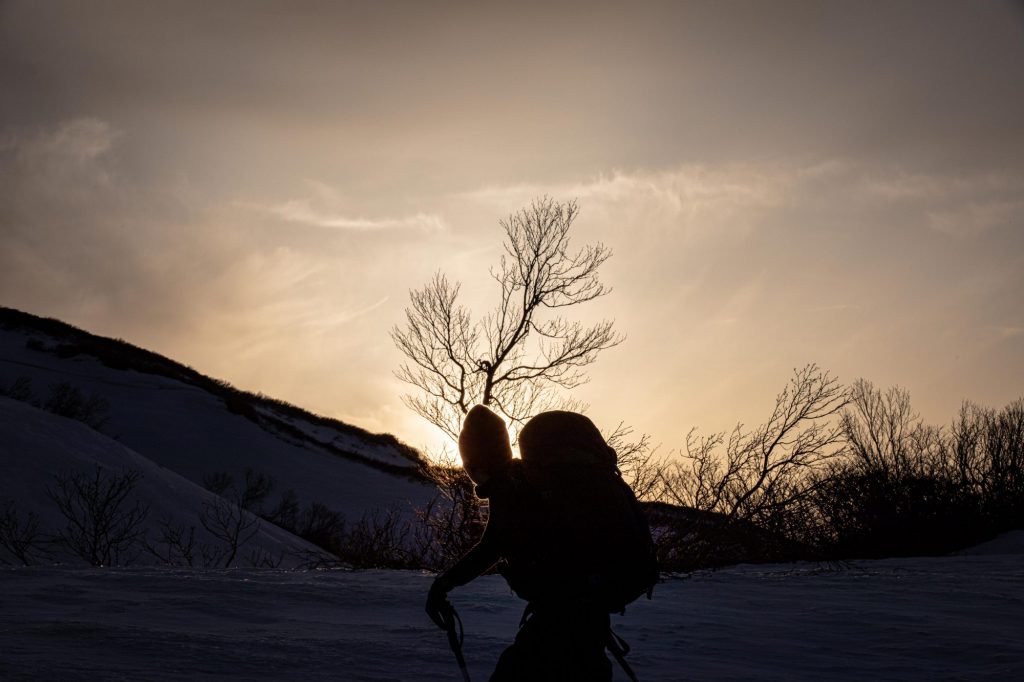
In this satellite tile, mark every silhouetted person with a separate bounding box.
[426,405,616,681]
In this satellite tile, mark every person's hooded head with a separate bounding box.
[458,404,513,485]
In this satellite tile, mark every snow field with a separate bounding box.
[1,553,1021,681]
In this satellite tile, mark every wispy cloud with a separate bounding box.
[1,117,119,161]
[252,198,446,233]
[804,304,863,313]
[859,170,1024,238]
[464,166,794,216]
[994,325,1023,341]
[926,199,1024,238]
[861,170,1024,201]
[333,295,390,325]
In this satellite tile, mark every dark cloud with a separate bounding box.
[4,1,1022,187]
[0,119,211,336]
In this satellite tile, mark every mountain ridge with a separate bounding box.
[0,306,437,549]
[0,306,428,480]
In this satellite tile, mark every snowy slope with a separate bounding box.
[1,552,1022,681]
[0,396,323,567]
[956,530,1024,556]
[0,309,436,521]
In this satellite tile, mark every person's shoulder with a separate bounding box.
[487,460,532,498]
[507,459,538,489]
[507,458,526,477]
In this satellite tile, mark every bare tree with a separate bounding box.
[202,471,234,496]
[811,382,1003,559]
[43,381,111,432]
[412,452,487,570]
[842,379,942,478]
[245,546,284,568]
[660,365,847,520]
[239,469,275,511]
[391,197,624,440]
[199,493,260,568]
[949,398,1024,526]
[201,469,273,511]
[292,502,347,554]
[145,518,198,567]
[263,488,300,530]
[606,423,661,501]
[655,364,848,567]
[47,467,149,566]
[0,375,33,402]
[0,500,48,566]
[339,508,414,569]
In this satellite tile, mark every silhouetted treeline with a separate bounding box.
[809,382,1023,560]
[647,375,1023,571]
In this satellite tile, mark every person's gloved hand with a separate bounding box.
[425,576,454,630]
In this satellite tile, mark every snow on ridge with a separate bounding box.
[250,403,419,470]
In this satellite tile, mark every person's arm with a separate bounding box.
[436,526,501,588]
[426,500,505,627]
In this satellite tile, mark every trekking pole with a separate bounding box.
[441,602,471,682]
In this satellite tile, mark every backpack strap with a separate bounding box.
[518,602,535,629]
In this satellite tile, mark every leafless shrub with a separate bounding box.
[203,468,280,515]
[606,423,662,500]
[245,546,284,568]
[950,399,1024,527]
[199,493,259,568]
[338,508,414,569]
[411,452,486,571]
[263,488,300,529]
[239,469,275,511]
[807,383,1024,559]
[47,467,149,566]
[0,500,48,566]
[0,375,33,402]
[842,379,942,478]
[42,381,110,431]
[289,547,339,570]
[288,502,342,551]
[145,518,197,566]
[654,364,847,569]
[200,541,227,568]
[202,471,234,496]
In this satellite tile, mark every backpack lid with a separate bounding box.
[519,411,616,468]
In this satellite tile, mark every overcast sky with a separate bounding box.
[2,1,1023,455]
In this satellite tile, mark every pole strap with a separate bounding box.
[607,628,639,682]
[442,603,471,682]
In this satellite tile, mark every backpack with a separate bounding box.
[502,411,659,613]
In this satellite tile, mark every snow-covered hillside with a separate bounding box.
[0,308,436,524]
[2,549,1022,681]
[1,396,322,566]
